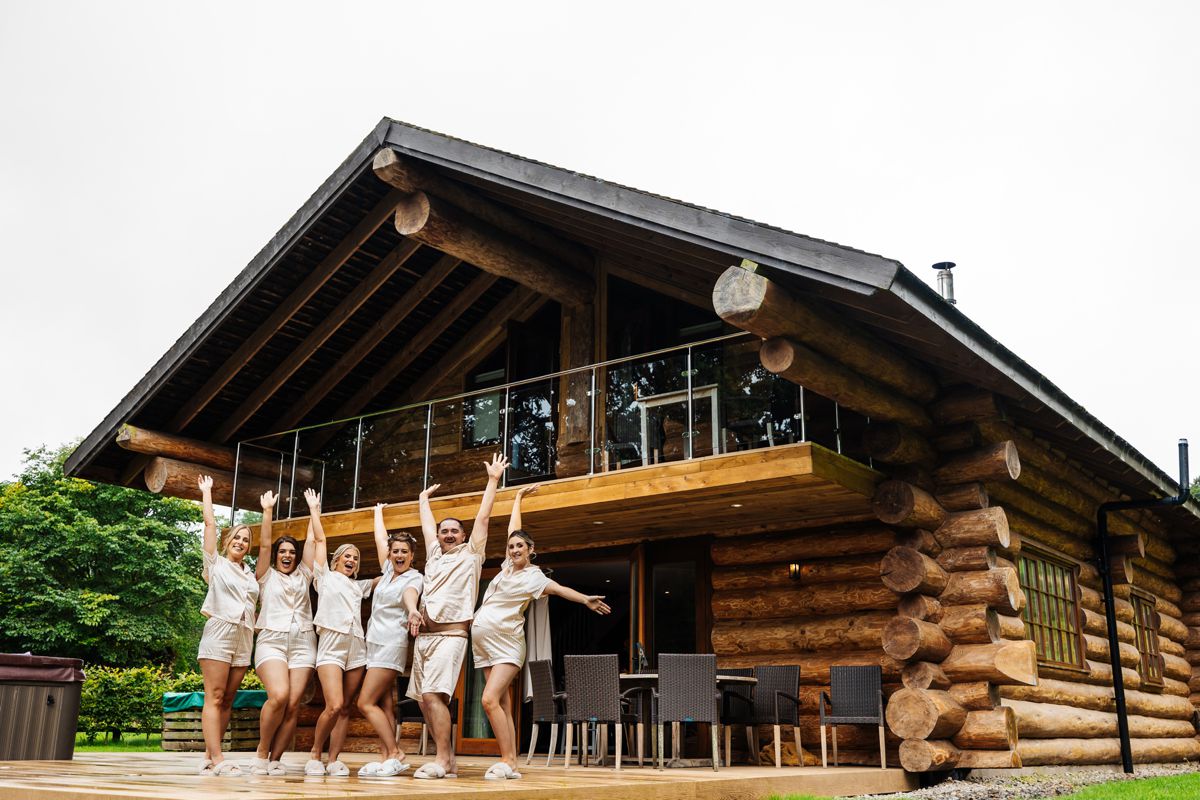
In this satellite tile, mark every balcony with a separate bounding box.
[234,333,882,551]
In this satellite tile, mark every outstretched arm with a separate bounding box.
[305,489,327,567]
[508,483,539,534]
[470,453,509,552]
[545,581,611,615]
[255,490,278,580]
[373,503,390,567]
[302,518,316,570]
[418,483,442,555]
[199,476,217,557]
[403,587,423,637]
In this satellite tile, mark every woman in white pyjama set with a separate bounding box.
[355,503,424,778]
[248,488,318,776]
[471,484,611,780]
[196,475,259,777]
[304,494,375,778]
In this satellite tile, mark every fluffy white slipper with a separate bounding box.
[267,760,286,776]
[327,760,350,777]
[413,762,447,780]
[357,761,383,777]
[376,758,411,777]
[197,759,214,776]
[303,759,326,776]
[213,761,242,777]
[249,757,270,775]
[484,762,511,780]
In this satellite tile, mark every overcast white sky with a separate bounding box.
[1,1,1197,486]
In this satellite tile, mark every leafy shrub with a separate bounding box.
[78,665,265,741]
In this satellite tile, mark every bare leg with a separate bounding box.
[357,667,403,761]
[329,667,365,764]
[199,658,232,765]
[480,664,522,768]
[419,693,455,773]
[310,665,346,762]
[255,660,290,760]
[218,665,249,746]
[271,667,312,760]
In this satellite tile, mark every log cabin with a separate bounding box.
[66,118,1200,772]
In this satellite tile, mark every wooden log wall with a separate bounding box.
[710,526,906,766]
[713,265,1200,772]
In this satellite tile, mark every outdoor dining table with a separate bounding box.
[616,672,758,768]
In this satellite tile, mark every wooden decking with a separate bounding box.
[0,751,916,799]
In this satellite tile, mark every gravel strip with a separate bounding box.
[843,762,1200,799]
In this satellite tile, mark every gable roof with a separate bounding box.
[65,118,1196,535]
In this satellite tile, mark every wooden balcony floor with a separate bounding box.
[257,442,881,561]
[0,751,916,799]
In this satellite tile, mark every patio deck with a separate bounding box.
[0,751,916,799]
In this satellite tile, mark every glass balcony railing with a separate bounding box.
[231,332,870,522]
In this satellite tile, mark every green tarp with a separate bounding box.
[162,689,267,713]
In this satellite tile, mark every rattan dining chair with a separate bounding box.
[754,665,802,768]
[819,665,885,769]
[717,667,753,766]
[653,653,722,772]
[562,654,646,769]
[525,659,566,767]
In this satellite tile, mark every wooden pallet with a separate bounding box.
[161,709,259,752]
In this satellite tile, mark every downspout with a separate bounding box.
[1096,439,1190,774]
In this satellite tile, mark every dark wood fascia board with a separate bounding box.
[380,120,900,298]
[888,267,1199,523]
[64,121,392,479]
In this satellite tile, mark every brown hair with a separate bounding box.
[508,529,536,558]
[388,531,417,549]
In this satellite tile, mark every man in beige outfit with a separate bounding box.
[409,454,507,779]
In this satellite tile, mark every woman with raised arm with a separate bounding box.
[249,490,318,776]
[355,503,423,778]
[302,489,375,778]
[471,484,612,780]
[196,475,259,777]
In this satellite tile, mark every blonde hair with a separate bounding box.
[329,543,361,578]
[222,524,253,557]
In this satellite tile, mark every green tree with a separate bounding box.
[0,444,207,667]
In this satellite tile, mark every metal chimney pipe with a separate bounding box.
[932,262,956,305]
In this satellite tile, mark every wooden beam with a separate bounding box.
[713,265,938,403]
[397,286,546,404]
[328,272,499,421]
[212,240,423,442]
[606,260,713,310]
[394,191,592,307]
[116,423,310,482]
[272,253,462,431]
[166,188,408,433]
[373,148,593,273]
[143,456,277,507]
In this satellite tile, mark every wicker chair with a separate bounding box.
[394,676,458,755]
[562,654,646,769]
[525,659,566,767]
[819,665,885,769]
[716,667,753,766]
[653,653,721,771]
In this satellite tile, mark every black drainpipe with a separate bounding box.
[1096,439,1190,774]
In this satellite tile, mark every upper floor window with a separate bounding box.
[1017,549,1085,669]
[1131,590,1164,687]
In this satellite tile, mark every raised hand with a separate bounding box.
[419,483,441,501]
[585,596,611,615]
[516,483,540,498]
[484,453,510,481]
[375,502,386,513]
[197,475,214,495]
[303,488,321,513]
[260,490,278,511]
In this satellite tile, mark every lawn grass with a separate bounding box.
[73,733,162,752]
[1058,772,1200,799]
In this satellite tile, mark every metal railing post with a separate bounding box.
[288,432,299,519]
[230,442,242,528]
[423,404,433,490]
[589,367,597,475]
[799,386,807,442]
[685,346,694,459]
[351,417,363,509]
[501,386,511,487]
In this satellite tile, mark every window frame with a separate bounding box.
[1130,588,1164,688]
[1016,546,1087,670]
